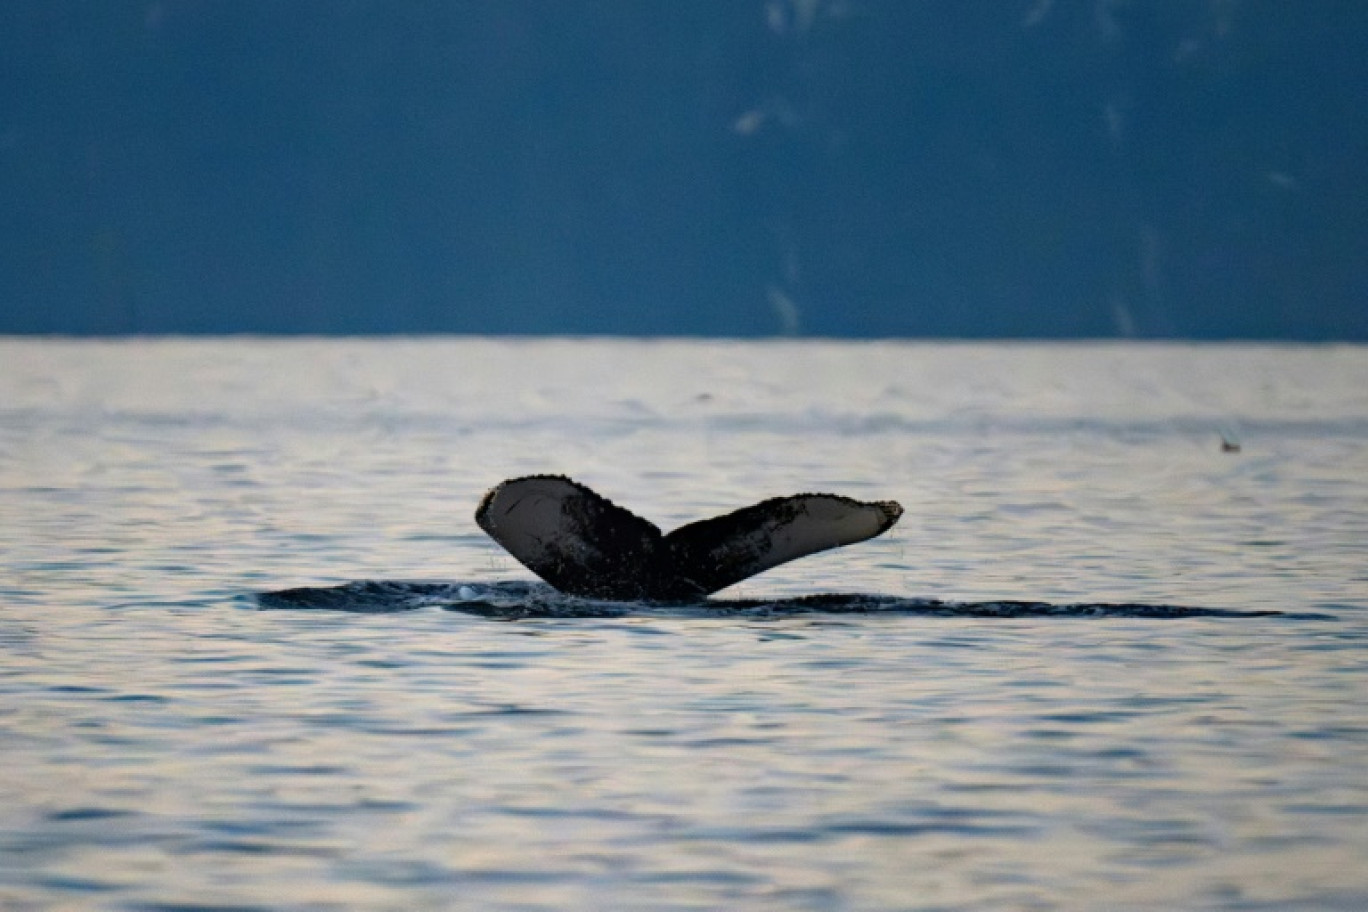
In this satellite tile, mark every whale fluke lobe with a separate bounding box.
[475,475,903,601]
[475,475,672,600]
[666,493,904,596]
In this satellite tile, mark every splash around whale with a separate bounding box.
[256,476,1311,620]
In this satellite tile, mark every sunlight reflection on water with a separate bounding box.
[1,339,1366,910]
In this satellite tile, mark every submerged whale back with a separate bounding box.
[475,475,904,601]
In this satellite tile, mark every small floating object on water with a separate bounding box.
[476,475,903,602]
[1220,432,1242,453]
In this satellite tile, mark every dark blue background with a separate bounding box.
[4,1,1367,338]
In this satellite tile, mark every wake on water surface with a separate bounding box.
[256,580,1310,620]
[260,476,1328,620]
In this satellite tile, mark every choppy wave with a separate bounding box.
[256,580,1317,620]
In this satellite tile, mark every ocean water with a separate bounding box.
[1,337,1366,911]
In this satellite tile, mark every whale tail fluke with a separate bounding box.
[475,475,902,602]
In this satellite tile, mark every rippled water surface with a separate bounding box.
[2,338,1367,911]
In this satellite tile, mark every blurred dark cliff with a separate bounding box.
[4,1,1366,338]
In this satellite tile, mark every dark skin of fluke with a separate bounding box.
[475,475,904,602]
